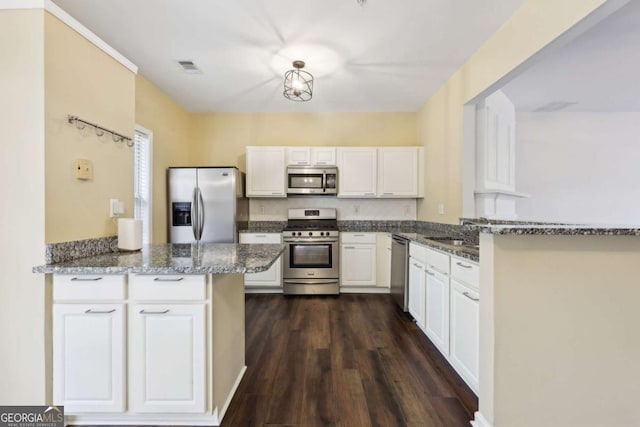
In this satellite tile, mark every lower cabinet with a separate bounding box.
[340,233,377,287]
[424,267,450,356]
[131,304,206,413]
[408,258,426,329]
[240,233,283,289]
[53,303,125,412]
[450,279,480,393]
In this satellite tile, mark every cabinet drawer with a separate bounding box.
[409,242,427,264]
[451,257,479,289]
[425,247,450,274]
[53,274,125,301]
[341,232,377,244]
[129,274,206,301]
[239,233,282,244]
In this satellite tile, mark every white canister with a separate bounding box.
[118,218,142,251]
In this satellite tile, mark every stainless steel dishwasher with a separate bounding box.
[390,235,409,311]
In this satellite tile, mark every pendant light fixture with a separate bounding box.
[283,60,313,102]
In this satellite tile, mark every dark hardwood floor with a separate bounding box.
[221,294,477,427]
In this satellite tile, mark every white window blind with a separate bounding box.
[134,128,152,245]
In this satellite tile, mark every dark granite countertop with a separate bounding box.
[478,225,640,236]
[394,233,480,262]
[33,243,286,275]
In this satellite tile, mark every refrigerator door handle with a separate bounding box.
[197,187,205,240]
[191,187,199,241]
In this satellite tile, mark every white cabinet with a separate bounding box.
[336,148,377,197]
[424,267,450,356]
[450,279,479,394]
[131,303,206,413]
[311,147,336,165]
[377,147,420,197]
[408,258,426,329]
[286,147,336,166]
[340,232,377,287]
[53,303,125,412]
[450,256,480,394]
[52,274,127,413]
[246,146,286,197]
[240,233,282,289]
[376,233,392,288]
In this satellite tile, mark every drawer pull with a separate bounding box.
[365,193,375,195]
[85,309,115,314]
[354,234,365,237]
[71,277,103,282]
[462,292,479,302]
[271,192,281,195]
[139,309,170,315]
[456,262,473,269]
[344,246,356,249]
[383,192,394,195]
[153,277,184,282]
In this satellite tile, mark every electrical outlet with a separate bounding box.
[404,205,410,215]
[109,199,125,218]
[354,205,360,214]
[438,203,445,215]
[260,205,265,214]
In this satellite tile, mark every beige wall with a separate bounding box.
[135,76,192,243]
[0,9,47,404]
[45,12,135,243]
[191,112,418,171]
[481,234,640,426]
[417,0,610,224]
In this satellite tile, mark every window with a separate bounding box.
[134,126,153,245]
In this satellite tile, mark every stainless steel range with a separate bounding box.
[283,208,340,295]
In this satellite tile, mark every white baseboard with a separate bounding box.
[217,365,247,423]
[339,287,390,294]
[470,411,492,427]
[245,288,283,294]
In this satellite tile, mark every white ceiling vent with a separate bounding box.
[177,60,202,74]
[534,101,578,112]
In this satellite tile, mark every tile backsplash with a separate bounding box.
[249,197,417,221]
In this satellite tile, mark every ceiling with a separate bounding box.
[502,1,640,112]
[52,0,525,112]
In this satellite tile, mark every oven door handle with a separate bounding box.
[322,170,327,193]
[284,238,339,243]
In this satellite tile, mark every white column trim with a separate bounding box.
[0,0,138,74]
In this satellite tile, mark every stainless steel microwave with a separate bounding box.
[286,166,338,195]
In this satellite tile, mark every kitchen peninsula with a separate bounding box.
[33,242,285,426]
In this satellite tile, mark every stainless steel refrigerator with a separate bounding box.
[167,167,248,243]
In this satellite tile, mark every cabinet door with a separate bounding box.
[450,280,479,393]
[286,147,311,165]
[377,147,419,197]
[408,259,426,330]
[376,233,392,288]
[336,148,377,197]
[425,268,450,356]
[311,147,336,165]
[246,147,286,197]
[131,304,206,413]
[340,244,376,286]
[53,304,125,412]
[240,233,283,288]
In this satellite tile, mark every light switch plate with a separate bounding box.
[75,159,93,180]
[109,199,125,218]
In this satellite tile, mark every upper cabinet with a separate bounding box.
[337,147,423,198]
[377,147,422,197]
[249,145,422,198]
[246,146,286,197]
[286,147,336,166]
[337,147,377,197]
